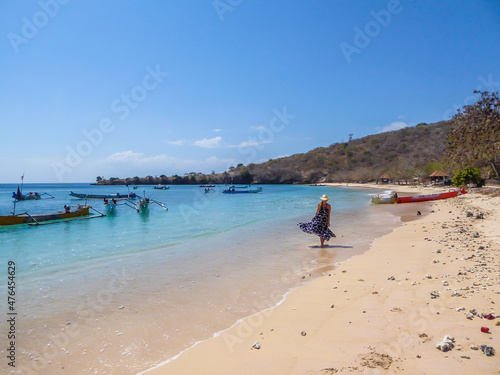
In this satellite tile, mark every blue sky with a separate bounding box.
[1,0,499,183]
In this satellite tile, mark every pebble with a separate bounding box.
[252,341,261,350]
[480,345,495,356]
[430,290,440,299]
[436,335,455,352]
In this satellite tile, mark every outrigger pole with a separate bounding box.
[20,173,25,195]
[122,190,168,212]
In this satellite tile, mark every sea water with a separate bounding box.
[0,183,402,374]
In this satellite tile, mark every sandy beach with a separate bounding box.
[140,185,500,375]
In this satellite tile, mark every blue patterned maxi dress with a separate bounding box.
[298,204,336,241]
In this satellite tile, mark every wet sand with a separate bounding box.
[141,185,500,374]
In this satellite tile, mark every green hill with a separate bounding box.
[233,120,451,184]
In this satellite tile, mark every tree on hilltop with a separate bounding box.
[445,90,500,183]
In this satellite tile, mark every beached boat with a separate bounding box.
[370,196,398,204]
[70,191,137,200]
[0,205,93,226]
[371,187,467,204]
[222,187,263,194]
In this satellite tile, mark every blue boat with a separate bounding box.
[70,191,137,200]
[222,187,262,194]
[12,187,54,201]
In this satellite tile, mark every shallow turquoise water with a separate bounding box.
[0,183,399,374]
[0,184,383,277]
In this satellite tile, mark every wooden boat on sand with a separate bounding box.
[371,187,467,204]
[0,205,96,226]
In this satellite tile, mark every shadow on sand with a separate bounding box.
[308,244,353,249]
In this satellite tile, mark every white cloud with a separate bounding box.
[378,121,409,133]
[106,150,144,161]
[232,139,272,148]
[250,125,266,130]
[105,151,177,166]
[98,151,236,176]
[193,136,223,148]
[213,128,222,132]
[166,139,184,145]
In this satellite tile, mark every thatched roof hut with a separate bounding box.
[429,170,449,183]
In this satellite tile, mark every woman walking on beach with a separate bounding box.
[298,194,336,246]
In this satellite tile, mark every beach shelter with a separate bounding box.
[429,170,449,184]
[379,174,390,183]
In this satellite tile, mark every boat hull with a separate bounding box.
[222,189,262,194]
[371,188,467,204]
[0,206,91,226]
[70,191,137,200]
[12,193,41,201]
[370,197,398,204]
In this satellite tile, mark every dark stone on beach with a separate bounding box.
[481,345,495,356]
[301,331,307,336]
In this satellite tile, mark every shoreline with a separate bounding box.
[140,186,500,374]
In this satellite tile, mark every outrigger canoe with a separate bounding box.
[12,187,54,201]
[13,191,41,200]
[70,191,137,200]
[371,187,467,204]
[222,187,263,194]
[0,205,92,226]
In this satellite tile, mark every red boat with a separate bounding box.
[371,187,467,204]
[396,187,467,203]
